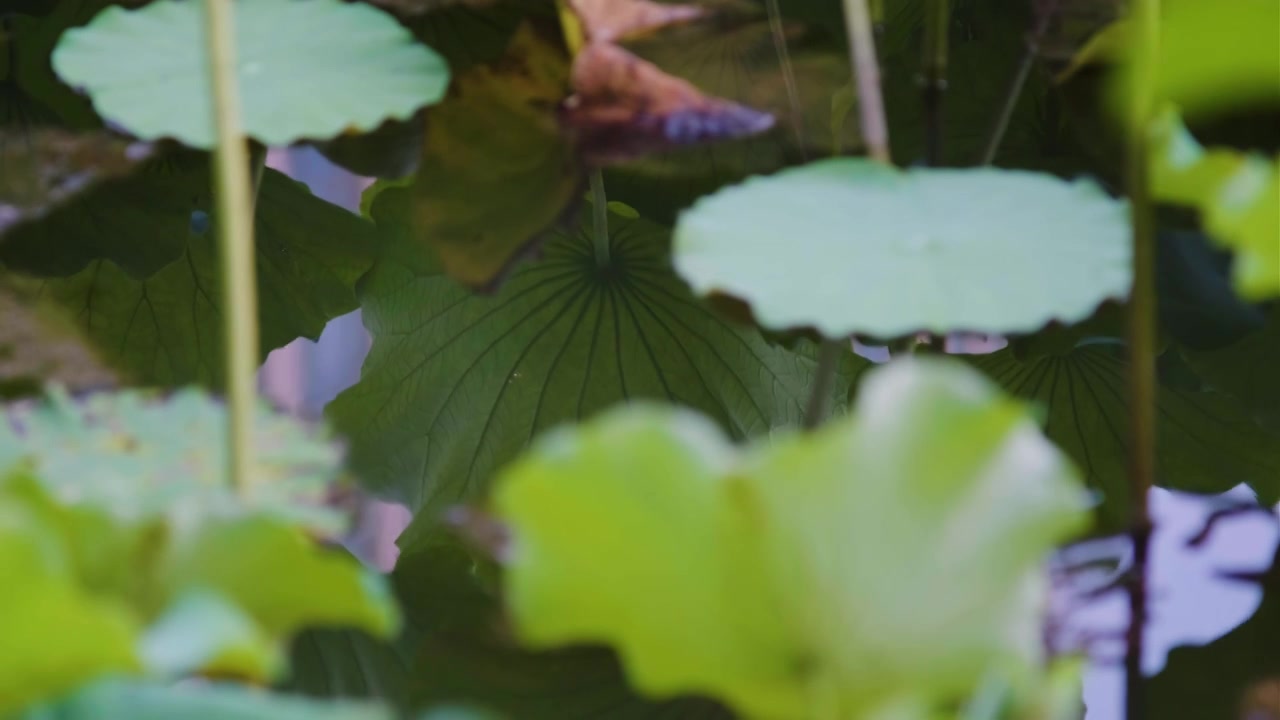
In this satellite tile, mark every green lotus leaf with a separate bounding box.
[494,357,1089,717]
[160,517,399,639]
[1149,109,1279,300]
[969,343,1280,530]
[0,386,348,534]
[390,527,734,718]
[673,158,1131,338]
[138,590,280,680]
[1183,303,1280,432]
[51,0,450,147]
[329,188,860,539]
[1,154,376,388]
[16,679,395,720]
[0,128,155,240]
[1116,0,1280,120]
[0,483,140,715]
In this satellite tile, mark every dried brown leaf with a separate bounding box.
[562,41,774,164]
[569,0,704,43]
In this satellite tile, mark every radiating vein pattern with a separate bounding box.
[329,193,832,519]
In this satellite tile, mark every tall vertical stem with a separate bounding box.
[804,0,893,429]
[203,0,258,495]
[557,1,608,267]
[979,0,1058,165]
[764,0,807,155]
[589,169,609,266]
[1124,0,1159,716]
[842,0,891,163]
[921,0,949,165]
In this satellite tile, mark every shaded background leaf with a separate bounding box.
[329,188,858,548]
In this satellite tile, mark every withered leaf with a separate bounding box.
[411,24,581,291]
[568,0,704,43]
[0,129,155,239]
[562,41,775,164]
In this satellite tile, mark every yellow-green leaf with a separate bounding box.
[494,358,1089,717]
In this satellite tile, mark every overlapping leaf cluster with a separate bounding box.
[0,388,397,714]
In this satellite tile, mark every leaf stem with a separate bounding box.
[764,0,807,156]
[921,0,949,165]
[589,169,609,267]
[979,0,1058,165]
[842,0,891,163]
[803,0,892,429]
[203,0,258,496]
[1124,0,1159,716]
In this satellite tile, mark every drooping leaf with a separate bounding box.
[1149,109,1279,300]
[1146,540,1280,720]
[1183,303,1280,432]
[564,42,775,164]
[0,280,117,397]
[567,0,703,43]
[1,157,376,388]
[494,358,1088,717]
[0,128,154,238]
[51,0,450,147]
[673,158,1131,338]
[409,24,578,290]
[968,343,1280,530]
[329,188,859,540]
[16,679,394,720]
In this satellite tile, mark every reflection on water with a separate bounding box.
[1068,487,1278,719]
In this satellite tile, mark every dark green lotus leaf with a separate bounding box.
[969,344,1280,530]
[1183,304,1280,433]
[0,128,155,239]
[328,187,861,538]
[1,156,375,388]
[392,529,735,718]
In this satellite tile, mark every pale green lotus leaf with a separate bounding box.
[495,358,1089,717]
[52,0,449,147]
[673,159,1131,338]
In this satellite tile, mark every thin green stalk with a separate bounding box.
[979,0,1058,165]
[921,0,949,165]
[764,0,807,155]
[203,0,258,495]
[842,0,891,163]
[803,0,892,428]
[1124,0,1159,716]
[589,169,609,267]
